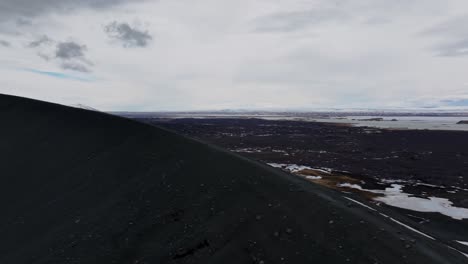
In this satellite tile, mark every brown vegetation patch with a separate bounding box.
[295,170,380,199]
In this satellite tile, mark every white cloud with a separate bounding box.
[1,0,468,110]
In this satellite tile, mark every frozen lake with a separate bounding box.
[314,116,468,131]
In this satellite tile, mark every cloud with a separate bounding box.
[0,40,10,47]
[53,41,92,72]
[37,52,51,61]
[435,38,468,57]
[0,0,145,22]
[253,9,349,33]
[252,1,446,34]
[28,35,53,48]
[60,62,91,73]
[56,41,86,59]
[421,15,468,37]
[421,15,468,57]
[26,36,93,72]
[16,17,32,26]
[440,98,468,107]
[2,0,468,111]
[104,21,152,47]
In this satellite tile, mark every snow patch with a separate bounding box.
[338,183,364,190]
[374,185,468,220]
[71,104,98,111]
[343,196,435,240]
[448,246,468,259]
[456,241,468,247]
[414,183,446,189]
[340,183,468,220]
[232,148,262,153]
[343,197,376,212]
[267,163,332,174]
[387,216,435,240]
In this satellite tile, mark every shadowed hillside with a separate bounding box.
[0,94,465,263]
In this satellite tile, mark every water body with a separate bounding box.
[117,111,468,131]
[315,116,468,131]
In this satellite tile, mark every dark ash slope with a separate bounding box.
[0,94,464,264]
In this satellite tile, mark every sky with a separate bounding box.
[1,0,468,111]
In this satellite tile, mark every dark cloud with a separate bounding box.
[53,41,92,72]
[37,52,51,61]
[422,16,468,57]
[28,35,53,48]
[421,15,468,37]
[104,21,152,47]
[16,17,32,26]
[435,38,468,57]
[27,36,92,72]
[0,0,145,21]
[0,40,11,47]
[56,42,86,59]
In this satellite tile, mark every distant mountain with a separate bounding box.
[71,103,99,111]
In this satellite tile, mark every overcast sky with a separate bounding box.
[1,0,468,111]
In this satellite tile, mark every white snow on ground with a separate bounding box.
[268,163,468,219]
[456,241,468,247]
[448,246,468,259]
[343,196,435,240]
[338,183,364,190]
[414,183,446,189]
[387,216,435,240]
[267,163,332,174]
[267,163,284,168]
[376,212,435,240]
[272,149,288,154]
[231,148,263,153]
[382,179,465,193]
[284,164,315,172]
[339,183,468,220]
[71,104,99,111]
[343,197,377,212]
[374,185,468,220]
[451,186,468,192]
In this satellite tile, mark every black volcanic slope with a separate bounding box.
[0,94,465,264]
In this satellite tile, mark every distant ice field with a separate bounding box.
[314,116,468,131]
[116,111,468,131]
